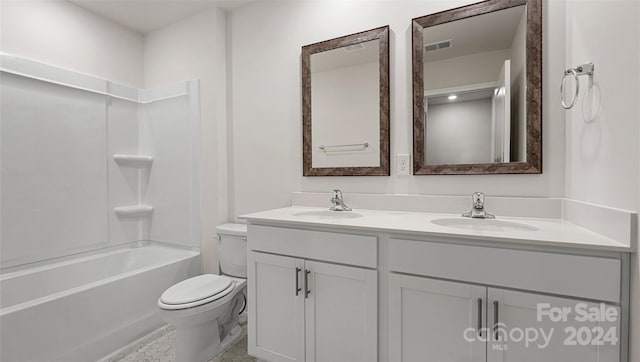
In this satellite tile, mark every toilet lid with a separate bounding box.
[216,223,247,237]
[160,274,232,305]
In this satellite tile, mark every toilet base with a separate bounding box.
[174,323,243,362]
[159,278,247,362]
[171,290,245,362]
[175,319,221,362]
[220,325,243,353]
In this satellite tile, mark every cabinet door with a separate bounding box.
[248,252,305,362]
[389,274,486,362]
[487,289,620,362]
[304,260,377,362]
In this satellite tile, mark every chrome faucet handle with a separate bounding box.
[462,192,494,219]
[472,192,485,209]
[329,189,352,211]
[333,189,343,199]
[330,189,340,208]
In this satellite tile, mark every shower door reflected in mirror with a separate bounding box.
[302,26,390,176]
[413,0,542,175]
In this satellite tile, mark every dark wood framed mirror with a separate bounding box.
[412,0,542,175]
[302,26,390,176]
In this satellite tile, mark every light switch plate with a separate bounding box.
[397,154,410,175]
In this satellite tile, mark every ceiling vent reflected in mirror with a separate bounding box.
[344,43,366,53]
[412,0,542,175]
[424,39,452,53]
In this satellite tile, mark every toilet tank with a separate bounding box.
[217,223,247,278]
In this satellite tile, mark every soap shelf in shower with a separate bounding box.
[113,154,153,168]
[114,205,154,218]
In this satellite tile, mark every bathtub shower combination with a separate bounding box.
[0,245,199,361]
[0,53,202,361]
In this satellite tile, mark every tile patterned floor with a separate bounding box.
[111,312,254,362]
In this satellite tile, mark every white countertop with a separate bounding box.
[240,206,633,252]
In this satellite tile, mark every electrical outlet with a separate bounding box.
[397,154,410,175]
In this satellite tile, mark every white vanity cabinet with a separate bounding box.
[389,274,620,362]
[388,274,486,362]
[248,252,304,362]
[388,237,623,362]
[244,213,630,362]
[247,225,378,362]
[486,289,620,362]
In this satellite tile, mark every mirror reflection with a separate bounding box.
[302,26,390,176]
[422,5,527,165]
[311,39,380,168]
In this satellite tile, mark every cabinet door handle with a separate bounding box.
[477,298,483,336]
[493,301,499,340]
[295,267,302,296]
[305,269,311,298]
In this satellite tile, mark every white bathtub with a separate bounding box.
[0,244,200,362]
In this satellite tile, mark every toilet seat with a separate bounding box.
[158,274,236,310]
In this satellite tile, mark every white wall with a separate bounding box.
[0,0,144,266]
[425,99,492,164]
[1,1,222,272]
[0,0,144,88]
[1,74,110,267]
[144,8,228,274]
[311,61,380,168]
[564,0,639,212]
[561,1,640,360]
[0,57,204,268]
[229,0,566,218]
[139,84,200,249]
[1,1,209,268]
[108,98,144,247]
[424,49,510,91]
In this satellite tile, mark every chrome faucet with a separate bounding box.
[330,189,352,211]
[462,192,495,219]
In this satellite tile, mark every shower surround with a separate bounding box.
[0,53,201,361]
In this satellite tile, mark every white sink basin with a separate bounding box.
[431,218,538,232]
[292,210,364,219]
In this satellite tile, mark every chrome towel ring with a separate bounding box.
[560,63,594,109]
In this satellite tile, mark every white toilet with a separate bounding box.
[157,223,247,362]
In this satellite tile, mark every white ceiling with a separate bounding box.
[428,88,494,105]
[69,0,251,34]
[311,39,380,73]
[423,5,526,62]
